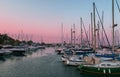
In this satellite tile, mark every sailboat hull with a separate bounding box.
[79,65,120,75]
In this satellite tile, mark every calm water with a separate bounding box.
[0,47,118,77]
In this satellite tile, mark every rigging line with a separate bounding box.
[99,11,106,47]
[82,20,90,47]
[99,28,106,46]
[97,21,101,47]
[95,5,111,47]
[116,0,120,13]
[101,11,105,46]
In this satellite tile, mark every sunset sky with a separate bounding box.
[0,0,120,43]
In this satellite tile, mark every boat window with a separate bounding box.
[107,64,111,66]
[117,64,120,66]
[101,64,106,66]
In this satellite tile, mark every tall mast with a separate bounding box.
[80,17,83,47]
[91,13,93,47]
[117,30,120,46]
[97,21,100,47]
[61,23,64,46]
[89,24,91,47]
[73,24,76,47]
[112,0,115,51]
[102,11,104,46]
[71,27,73,45]
[93,2,96,52]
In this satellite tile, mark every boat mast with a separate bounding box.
[71,26,73,45]
[91,12,93,48]
[80,17,83,47]
[89,24,91,47]
[101,11,104,47]
[112,0,115,51]
[97,21,100,47]
[117,30,120,46]
[61,23,64,46]
[93,2,96,52]
[73,24,76,47]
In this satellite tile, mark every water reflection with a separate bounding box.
[26,47,55,58]
[1,47,116,77]
[0,48,119,77]
[0,47,55,63]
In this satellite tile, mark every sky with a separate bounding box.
[0,0,120,43]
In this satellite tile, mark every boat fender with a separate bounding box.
[103,69,106,74]
[66,60,69,64]
[109,69,111,74]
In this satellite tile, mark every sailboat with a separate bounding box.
[64,50,86,66]
[63,19,93,66]
[79,60,120,75]
[78,0,120,75]
[55,23,65,55]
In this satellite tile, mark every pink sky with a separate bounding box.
[0,16,61,43]
[0,0,119,44]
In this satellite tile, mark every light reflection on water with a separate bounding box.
[26,47,55,58]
